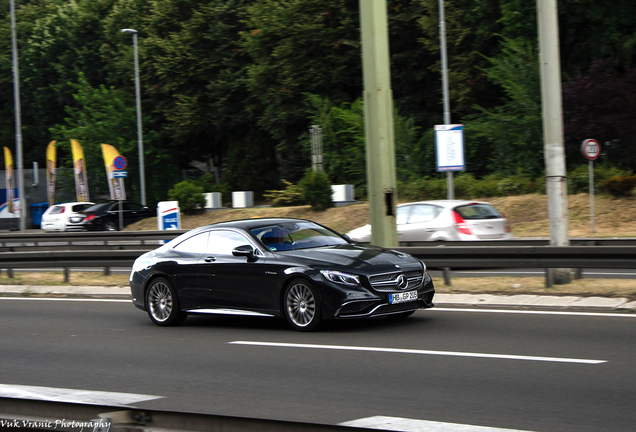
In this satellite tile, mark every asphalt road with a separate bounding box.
[1,298,635,432]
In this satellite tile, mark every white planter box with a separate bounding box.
[331,184,354,202]
[232,191,254,208]
[203,192,222,209]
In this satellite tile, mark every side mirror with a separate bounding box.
[232,244,255,257]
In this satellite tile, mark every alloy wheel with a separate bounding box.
[286,281,316,328]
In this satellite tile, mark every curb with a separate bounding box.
[1,286,635,311]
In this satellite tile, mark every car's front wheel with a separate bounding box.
[146,277,186,326]
[283,278,321,331]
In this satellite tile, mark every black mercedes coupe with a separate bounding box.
[129,218,435,331]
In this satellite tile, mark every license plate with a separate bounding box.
[389,290,418,304]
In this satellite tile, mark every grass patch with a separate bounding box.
[434,277,636,300]
[0,271,130,287]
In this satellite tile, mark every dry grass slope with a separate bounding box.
[128,193,636,238]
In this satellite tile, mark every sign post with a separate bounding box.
[157,201,181,243]
[112,155,128,230]
[435,124,465,199]
[581,139,601,233]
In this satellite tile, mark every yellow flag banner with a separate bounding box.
[101,143,126,201]
[70,139,90,202]
[46,140,57,207]
[3,147,14,213]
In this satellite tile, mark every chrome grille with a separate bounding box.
[369,270,424,292]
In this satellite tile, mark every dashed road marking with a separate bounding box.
[339,416,536,432]
[229,341,606,364]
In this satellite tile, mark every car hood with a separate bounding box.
[274,244,423,273]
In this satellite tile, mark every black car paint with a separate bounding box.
[67,201,154,231]
[130,218,435,324]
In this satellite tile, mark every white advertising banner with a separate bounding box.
[435,124,465,171]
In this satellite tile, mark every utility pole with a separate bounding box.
[360,0,398,247]
[537,0,570,284]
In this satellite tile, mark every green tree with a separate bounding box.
[242,0,362,182]
[464,37,543,176]
[49,73,178,204]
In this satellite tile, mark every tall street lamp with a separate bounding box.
[121,28,146,206]
[10,0,26,232]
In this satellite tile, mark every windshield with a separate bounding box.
[251,221,348,252]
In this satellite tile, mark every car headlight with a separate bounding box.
[320,270,361,286]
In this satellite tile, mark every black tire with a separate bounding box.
[103,220,118,231]
[283,278,322,332]
[146,277,186,326]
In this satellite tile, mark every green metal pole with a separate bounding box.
[360,0,398,248]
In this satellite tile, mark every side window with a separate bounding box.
[396,206,410,225]
[173,232,210,253]
[124,202,144,211]
[207,230,252,255]
[408,205,442,224]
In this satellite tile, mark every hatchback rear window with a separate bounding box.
[71,204,92,212]
[454,204,501,219]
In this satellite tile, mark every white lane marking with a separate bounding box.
[230,341,606,364]
[0,297,129,302]
[432,308,636,318]
[340,416,536,432]
[453,271,544,275]
[0,384,162,405]
[453,271,636,276]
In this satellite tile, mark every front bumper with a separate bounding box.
[335,274,435,318]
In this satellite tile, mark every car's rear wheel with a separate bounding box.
[103,221,118,231]
[283,278,321,331]
[146,277,186,326]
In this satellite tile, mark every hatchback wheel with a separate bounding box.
[146,278,186,326]
[283,278,321,331]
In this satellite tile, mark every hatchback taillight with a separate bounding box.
[452,211,473,235]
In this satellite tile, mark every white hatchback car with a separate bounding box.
[347,200,511,243]
[40,202,94,232]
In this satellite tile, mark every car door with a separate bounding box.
[397,204,444,241]
[194,229,275,311]
[122,202,148,225]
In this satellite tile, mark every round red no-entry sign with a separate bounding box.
[113,155,128,170]
[581,139,601,160]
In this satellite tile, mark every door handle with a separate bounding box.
[204,257,216,263]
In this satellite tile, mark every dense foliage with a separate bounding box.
[1,0,635,205]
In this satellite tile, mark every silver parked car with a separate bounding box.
[347,200,511,242]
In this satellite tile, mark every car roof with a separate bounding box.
[398,200,492,208]
[187,218,319,234]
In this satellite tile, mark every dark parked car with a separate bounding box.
[129,218,435,331]
[67,200,154,231]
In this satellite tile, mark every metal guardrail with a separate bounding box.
[0,231,634,284]
[0,397,378,432]
[1,231,636,249]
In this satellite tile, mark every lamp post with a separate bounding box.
[10,0,26,232]
[121,28,146,206]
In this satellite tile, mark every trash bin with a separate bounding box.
[30,202,50,227]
